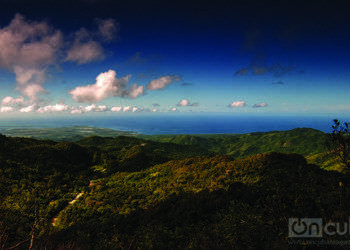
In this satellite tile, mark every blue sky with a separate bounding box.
[0,0,349,117]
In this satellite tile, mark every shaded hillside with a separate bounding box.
[40,152,350,249]
[76,135,212,172]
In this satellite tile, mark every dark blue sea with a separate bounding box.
[0,113,346,135]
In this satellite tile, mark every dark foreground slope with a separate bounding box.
[43,153,350,249]
[1,133,350,249]
[0,134,210,249]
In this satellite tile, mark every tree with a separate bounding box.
[328,119,350,167]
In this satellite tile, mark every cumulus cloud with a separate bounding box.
[0,106,14,112]
[253,102,268,108]
[19,105,35,112]
[177,99,199,107]
[69,70,118,102]
[169,107,177,112]
[70,109,83,114]
[84,104,108,112]
[1,96,24,105]
[123,106,131,112]
[229,101,246,107]
[69,70,144,103]
[0,14,118,102]
[146,75,180,90]
[178,99,190,106]
[37,103,69,113]
[111,106,143,112]
[111,106,122,112]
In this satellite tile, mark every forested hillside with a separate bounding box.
[0,126,136,142]
[142,128,327,158]
[1,130,349,249]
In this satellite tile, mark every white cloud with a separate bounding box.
[123,106,131,112]
[146,75,180,90]
[70,109,83,114]
[1,96,24,105]
[169,107,177,112]
[19,105,35,113]
[70,70,120,102]
[111,106,122,112]
[177,99,199,107]
[84,105,94,112]
[37,103,69,113]
[84,104,108,112]
[229,101,246,107]
[152,108,158,112]
[69,70,144,103]
[253,102,268,108]
[0,106,14,112]
[178,99,190,106]
[96,105,107,112]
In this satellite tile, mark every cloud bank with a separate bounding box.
[37,103,69,113]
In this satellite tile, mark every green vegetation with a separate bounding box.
[1,126,350,249]
[327,119,350,168]
[0,126,136,141]
[142,127,327,158]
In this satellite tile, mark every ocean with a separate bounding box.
[0,113,346,135]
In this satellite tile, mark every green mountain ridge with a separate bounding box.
[142,127,327,157]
